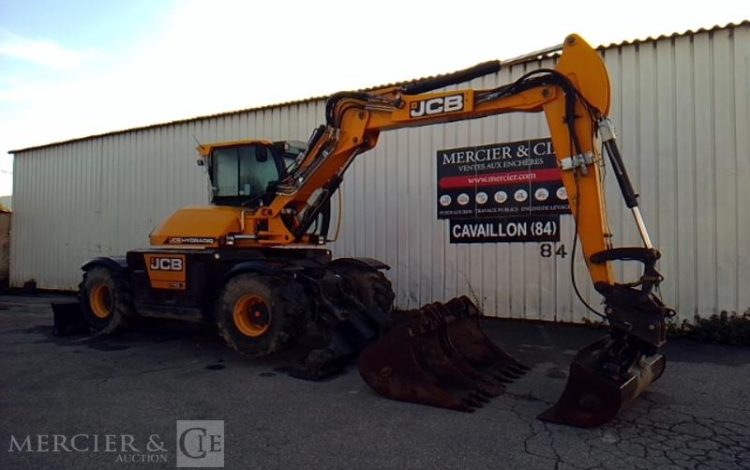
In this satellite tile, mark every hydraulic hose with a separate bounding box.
[401,60,501,95]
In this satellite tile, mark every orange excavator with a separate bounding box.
[75,34,674,427]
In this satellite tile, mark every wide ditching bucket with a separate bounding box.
[358,296,529,412]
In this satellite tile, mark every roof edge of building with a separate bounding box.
[11,20,748,155]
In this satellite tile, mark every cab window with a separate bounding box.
[211,145,282,203]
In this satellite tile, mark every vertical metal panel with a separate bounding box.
[735,26,750,312]
[693,33,719,316]
[10,25,749,324]
[712,29,739,316]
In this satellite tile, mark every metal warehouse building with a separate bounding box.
[10,22,750,324]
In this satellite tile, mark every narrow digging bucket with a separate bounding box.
[538,336,666,428]
[358,296,528,412]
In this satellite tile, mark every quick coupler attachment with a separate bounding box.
[358,296,528,412]
[538,336,666,428]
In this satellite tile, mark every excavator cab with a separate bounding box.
[197,139,333,241]
[201,141,304,208]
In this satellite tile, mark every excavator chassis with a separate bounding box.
[76,248,395,379]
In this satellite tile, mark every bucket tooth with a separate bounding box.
[538,336,667,428]
[468,391,490,403]
[358,297,527,412]
[440,297,530,380]
[463,393,487,408]
[421,304,506,397]
[408,314,500,399]
[488,374,513,384]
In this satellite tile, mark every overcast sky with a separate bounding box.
[0,0,746,196]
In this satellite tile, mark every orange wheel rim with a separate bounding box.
[90,284,113,319]
[233,294,271,337]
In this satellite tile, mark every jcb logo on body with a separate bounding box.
[409,94,464,118]
[150,257,184,271]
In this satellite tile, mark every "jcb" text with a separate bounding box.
[409,94,464,118]
[150,258,184,271]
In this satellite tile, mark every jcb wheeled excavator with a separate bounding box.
[76,35,674,427]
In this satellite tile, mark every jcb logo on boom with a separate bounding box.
[409,94,464,118]
[149,257,184,271]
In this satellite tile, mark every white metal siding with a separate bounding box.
[11,25,750,324]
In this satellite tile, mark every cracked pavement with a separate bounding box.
[1,294,748,469]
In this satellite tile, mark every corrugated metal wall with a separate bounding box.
[11,24,749,323]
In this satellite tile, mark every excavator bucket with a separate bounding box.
[538,336,666,428]
[358,296,528,411]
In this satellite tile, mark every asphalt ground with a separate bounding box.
[1,293,749,470]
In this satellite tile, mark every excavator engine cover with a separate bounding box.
[358,296,528,412]
[538,336,666,428]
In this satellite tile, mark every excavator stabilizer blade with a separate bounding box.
[538,336,666,428]
[358,297,527,412]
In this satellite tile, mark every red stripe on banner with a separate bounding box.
[438,168,563,189]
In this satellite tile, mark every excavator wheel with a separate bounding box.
[285,266,393,380]
[79,266,134,335]
[215,273,307,357]
[338,268,395,315]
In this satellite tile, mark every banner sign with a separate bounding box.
[449,215,561,244]
[436,138,570,219]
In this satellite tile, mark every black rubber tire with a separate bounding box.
[79,266,134,335]
[215,274,307,357]
[340,268,395,315]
